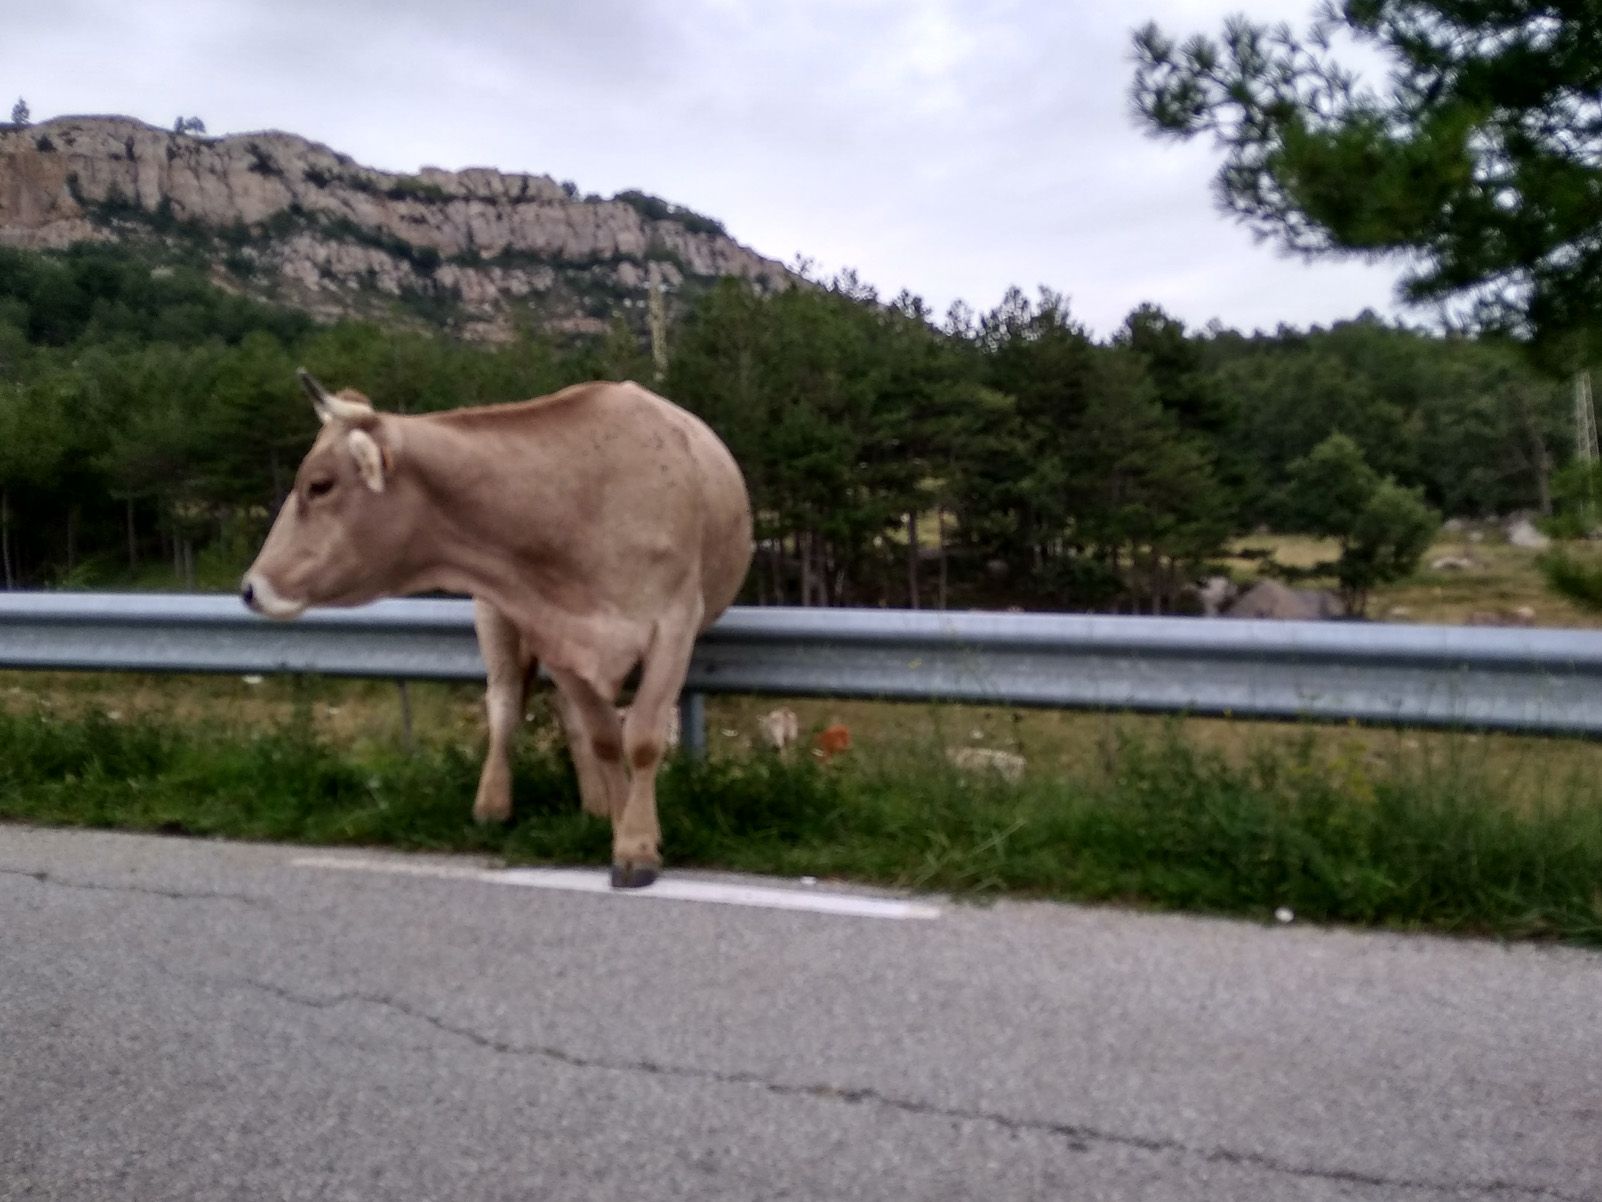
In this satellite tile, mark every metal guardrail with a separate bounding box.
[2,592,1602,740]
[0,592,486,680]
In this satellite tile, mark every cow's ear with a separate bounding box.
[347,428,387,493]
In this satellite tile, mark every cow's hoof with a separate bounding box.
[610,860,660,890]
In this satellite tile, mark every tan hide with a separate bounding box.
[244,378,753,886]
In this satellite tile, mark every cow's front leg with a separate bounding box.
[472,600,533,824]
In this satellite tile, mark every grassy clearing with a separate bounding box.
[2,698,1599,945]
[1376,538,1599,625]
[1226,531,1602,626]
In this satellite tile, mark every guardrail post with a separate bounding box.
[678,690,707,760]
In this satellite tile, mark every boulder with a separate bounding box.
[1465,607,1537,627]
[947,747,1027,783]
[1506,517,1551,549]
[1222,579,1342,620]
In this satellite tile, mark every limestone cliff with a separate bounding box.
[0,115,791,338]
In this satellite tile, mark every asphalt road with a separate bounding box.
[2,825,1598,1202]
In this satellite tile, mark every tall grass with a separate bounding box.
[1540,549,1602,612]
[2,705,1599,944]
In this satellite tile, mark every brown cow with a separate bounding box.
[243,371,752,888]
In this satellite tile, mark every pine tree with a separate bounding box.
[1285,433,1439,614]
[1132,3,1602,353]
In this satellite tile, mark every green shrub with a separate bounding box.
[1540,549,1602,610]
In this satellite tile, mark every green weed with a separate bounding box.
[2,705,1599,945]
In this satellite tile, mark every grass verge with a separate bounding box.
[2,705,1599,946]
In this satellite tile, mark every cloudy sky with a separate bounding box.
[4,0,1412,338]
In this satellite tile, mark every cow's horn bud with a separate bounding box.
[299,368,370,425]
[297,368,331,403]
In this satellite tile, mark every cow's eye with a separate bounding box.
[307,478,335,499]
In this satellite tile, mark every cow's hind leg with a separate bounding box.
[610,609,702,888]
[544,666,633,855]
[472,600,535,824]
[552,678,627,820]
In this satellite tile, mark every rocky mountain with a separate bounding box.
[0,115,792,339]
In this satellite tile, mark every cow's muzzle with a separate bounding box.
[241,573,306,620]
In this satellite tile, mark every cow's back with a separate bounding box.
[423,381,751,626]
[664,389,754,627]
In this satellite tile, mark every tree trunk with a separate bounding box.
[1,489,12,590]
[799,530,813,607]
[936,507,949,610]
[65,504,78,576]
[906,511,920,609]
[1515,383,1555,516]
[126,497,138,572]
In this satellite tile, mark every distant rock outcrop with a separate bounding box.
[0,115,793,338]
[1223,579,1343,620]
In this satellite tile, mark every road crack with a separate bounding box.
[1,865,269,909]
[240,977,1585,1202]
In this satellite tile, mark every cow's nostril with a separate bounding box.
[242,582,256,609]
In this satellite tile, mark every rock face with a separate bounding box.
[0,115,792,338]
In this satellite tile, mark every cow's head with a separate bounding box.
[242,370,409,619]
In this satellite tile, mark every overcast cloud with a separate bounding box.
[3,0,1412,337]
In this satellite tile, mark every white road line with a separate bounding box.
[292,856,941,920]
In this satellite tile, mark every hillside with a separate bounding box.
[0,124,1575,617]
[0,115,792,339]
